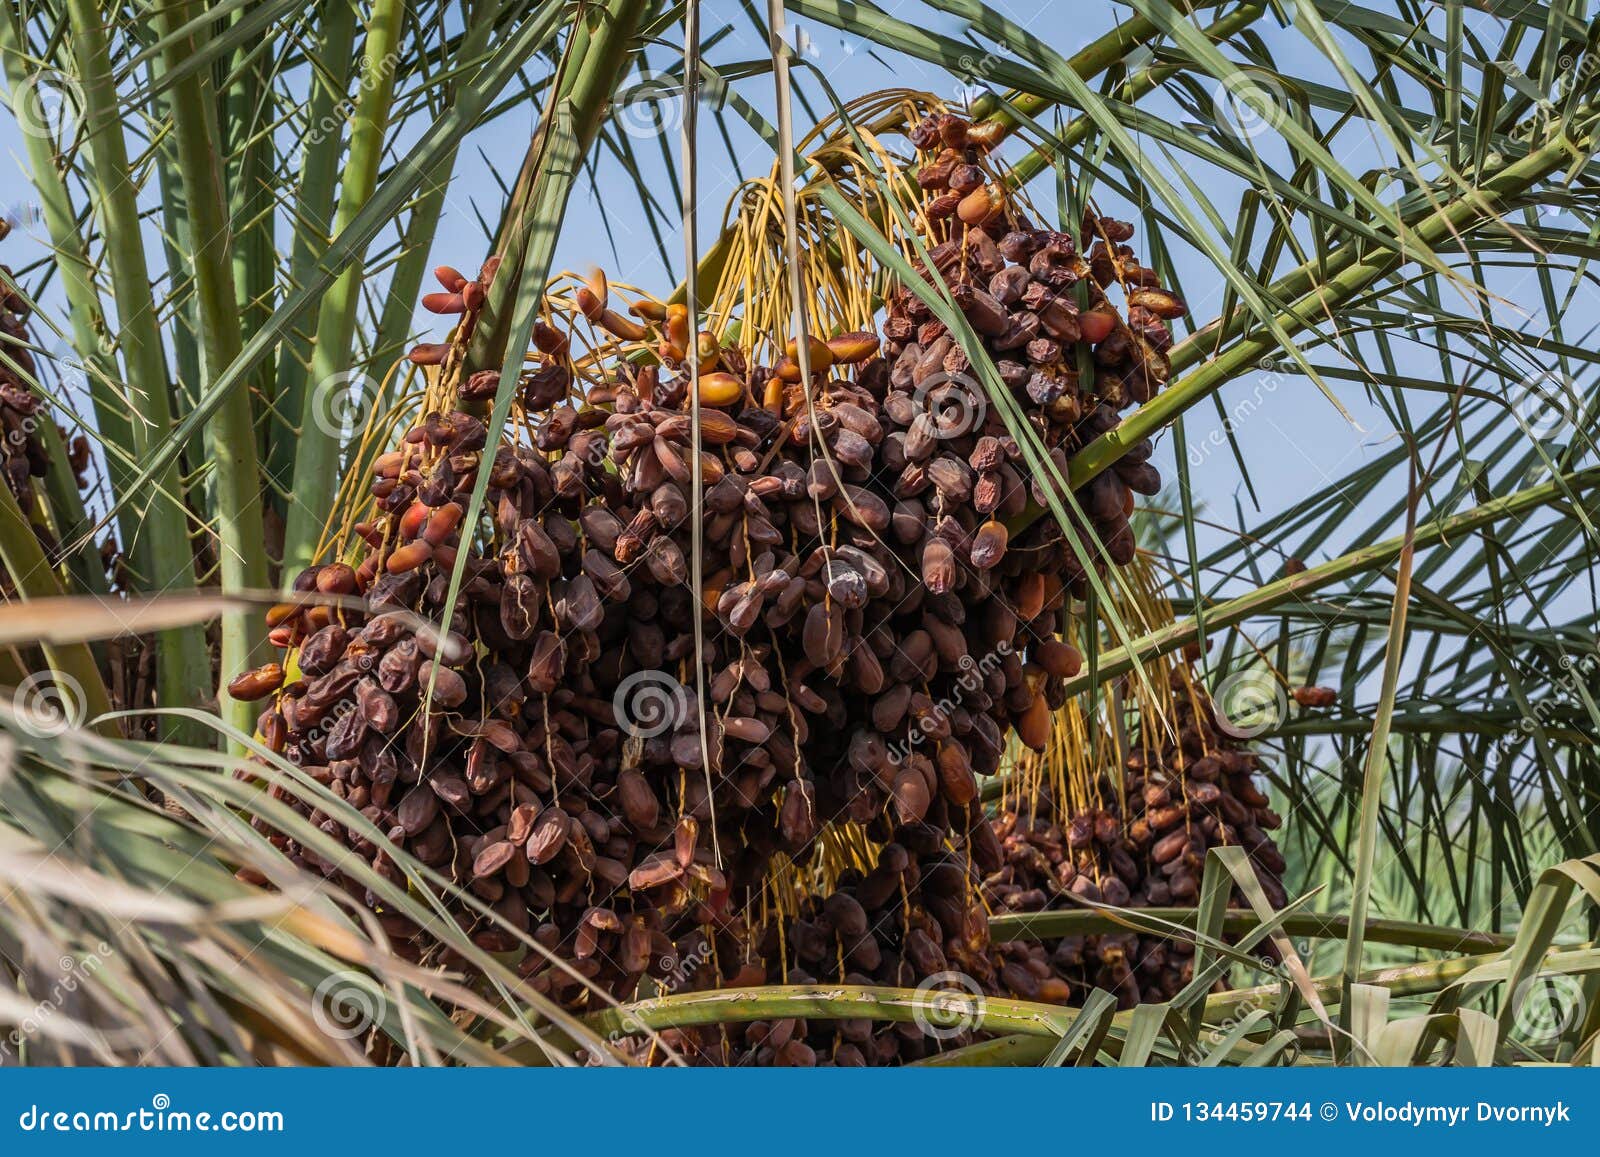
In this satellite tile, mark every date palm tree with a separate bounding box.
[0,0,1596,1065]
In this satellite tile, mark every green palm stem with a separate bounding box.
[64,0,211,743]
[1170,596,1596,649]
[1272,706,1591,743]
[1063,467,1599,692]
[914,1034,1055,1066]
[568,941,1596,1059]
[267,0,358,528]
[281,0,408,581]
[787,0,1204,123]
[266,0,357,524]
[0,483,114,733]
[464,0,649,376]
[130,11,208,480]
[1058,104,1600,496]
[148,98,209,481]
[225,31,280,473]
[581,983,1078,1043]
[0,8,137,575]
[964,5,1177,129]
[153,0,272,741]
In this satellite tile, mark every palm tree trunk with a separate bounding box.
[152,0,273,743]
[64,0,212,743]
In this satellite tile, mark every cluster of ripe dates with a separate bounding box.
[230,111,1285,1063]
